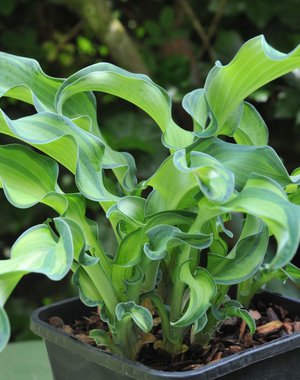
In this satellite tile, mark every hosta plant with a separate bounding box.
[1,35,300,361]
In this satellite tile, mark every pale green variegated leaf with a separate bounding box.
[283,263,300,285]
[112,228,145,298]
[107,196,146,228]
[63,194,111,277]
[223,175,300,269]
[197,174,300,270]
[144,225,212,260]
[182,89,208,132]
[192,137,290,189]
[145,210,195,230]
[0,144,66,213]
[0,54,138,194]
[288,169,300,205]
[72,266,103,307]
[205,35,300,132]
[145,156,198,214]
[171,264,216,327]
[192,313,208,335]
[0,218,80,352]
[0,52,101,137]
[209,216,269,284]
[0,219,75,280]
[67,218,119,312]
[230,308,255,334]
[115,228,145,267]
[217,102,243,137]
[63,194,99,249]
[0,111,137,201]
[147,135,290,215]
[54,62,193,149]
[233,102,269,145]
[213,300,256,334]
[174,150,234,203]
[89,329,113,346]
[0,52,61,112]
[0,110,77,172]
[115,301,153,332]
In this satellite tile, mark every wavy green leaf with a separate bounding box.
[205,35,300,132]
[0,218,80,352]
[72,266,103,307]
[145,155,197,214]
[192,313,208,335]
[89,329,113,346]
[171,264,216,327]
[0,219,75,281]
[0,111,137,201]
[115,301,153,332]
[144,225,212,260]
[283,263,300,285]
[182,89,208,132]
[55,62,193,149]
[233,102,268,145]
[174,150,234,203]
[0,144,66,213]
[192,137,290,189]
[225,175,300,269]
[107,196,146,230]
[213,300,256,334]
[0,52,100,136]
[0,53,138,198]
[209,216,269,284]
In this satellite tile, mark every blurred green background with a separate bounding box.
[1,0,300,342]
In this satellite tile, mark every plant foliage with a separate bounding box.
[0,35,300,359]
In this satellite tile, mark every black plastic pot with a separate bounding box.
[31,292,300,380]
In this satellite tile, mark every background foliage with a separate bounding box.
[1,0,299,341]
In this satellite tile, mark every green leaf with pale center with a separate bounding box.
[191,137,291,189]
[174,150,234,203]
[0,144,66,213]
[200,174,300,270]
[205,35,300,133]
[144,225,212,260]
[0,217,81,352]
[115,301,153,333]
[171,264,216,327]
[55,62,193,149]
[209,216,269,284]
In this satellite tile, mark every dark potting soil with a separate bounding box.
[49,298,300,372]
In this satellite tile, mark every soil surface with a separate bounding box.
[49,298,300,372]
